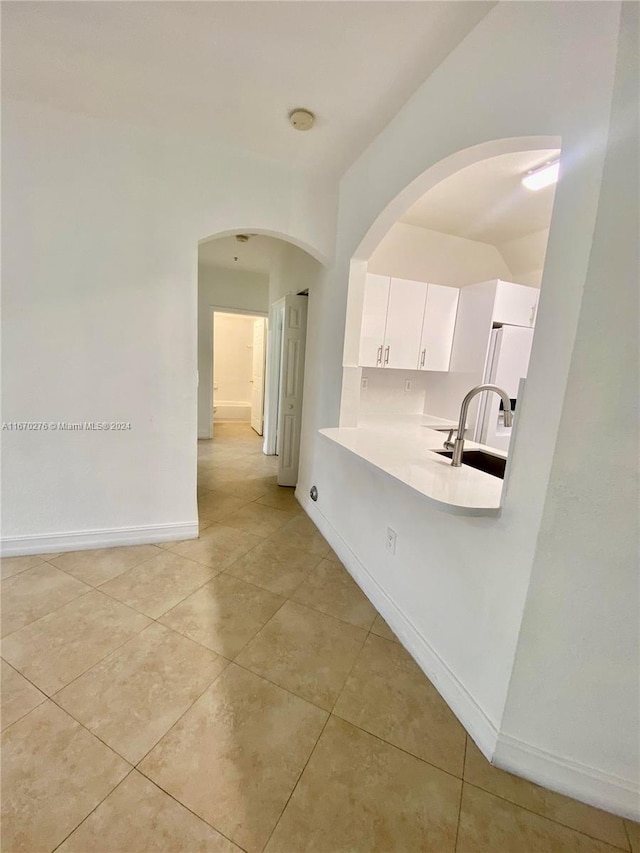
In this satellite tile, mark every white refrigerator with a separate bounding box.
[474,325,535,450]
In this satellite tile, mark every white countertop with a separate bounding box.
[319,414,507,513]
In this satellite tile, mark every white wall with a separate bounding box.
[1,98,335,547]
[298,0,636,817]
[498,0,639,812]
[212,313,255,407]
[368,220,512,285]
[199,263,269,314]
[269,241,323,304]
[497,228,550,288]
[198,264,268,438]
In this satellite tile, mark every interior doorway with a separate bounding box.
[212,310,267,436]
[197,231,322,495]
[264,293,308,486]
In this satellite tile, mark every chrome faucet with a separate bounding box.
[444,384,513,466]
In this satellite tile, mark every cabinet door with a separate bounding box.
[384,278,428,369]
[493,281,539,327]
[418,284,459,371]
[358,274,390,367]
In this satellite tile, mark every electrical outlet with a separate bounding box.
[385,527,397,555]
[361,377,369,390]
[404,380,412,391]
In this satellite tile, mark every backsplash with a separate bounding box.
[359,368,428,416]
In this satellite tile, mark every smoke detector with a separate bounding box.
[289,109,315,131]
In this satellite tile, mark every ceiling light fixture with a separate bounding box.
[522,160,560,191]
[289,109,315,131]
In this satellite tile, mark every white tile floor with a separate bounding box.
[1,424,636,852]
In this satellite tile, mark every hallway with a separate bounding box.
[1,425,636,852]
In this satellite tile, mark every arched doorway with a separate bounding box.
[340,136,561,444]
[196,230,324,508]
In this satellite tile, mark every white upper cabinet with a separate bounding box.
[358,273,459,371]
[358,273,390,367]
[493,280,539,327]
[450,279,540,377]
[385,278,428,369]
[418,284,459,371]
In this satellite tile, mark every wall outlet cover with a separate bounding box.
[386,527,397,555]
[361,377,369,390]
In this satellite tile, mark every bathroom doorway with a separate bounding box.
[212,310,267,436]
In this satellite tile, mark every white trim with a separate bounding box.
[202,305,269,440]
[264,298,285,456]
[0,522,199,557]
[296,490,499,760]
[297,489,640,822]
[494,733,640,822]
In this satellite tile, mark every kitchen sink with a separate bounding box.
[436,449,506,479]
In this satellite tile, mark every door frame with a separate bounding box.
[263,298,285,455]
[250,317,267,436]
[206,306,268,440]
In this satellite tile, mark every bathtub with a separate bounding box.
[213,401,251,422]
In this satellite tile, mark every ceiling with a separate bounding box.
[199,234,284,275]
[400,149,561,244]
[2,1,493,178]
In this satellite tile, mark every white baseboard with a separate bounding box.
[494,733,640,822]
[296,490,499,760]
[0,521,199,557]
[297,489,639,822]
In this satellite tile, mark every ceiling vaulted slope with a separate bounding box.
[2,1,494,179]
[400,149,560,244]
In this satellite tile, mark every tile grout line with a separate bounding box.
[330,710,467,786]
[260,610,373,851]
[95,566,223,621]
[42,543,168,587]
[261,712,333,852]
[135,765,251,853]
[1,595,153,695]
[0,658,48,731]
[131,657,234,771]
[463,781,632,852]
[44,614,222,703]
[49,766,137,853]
[453,737,468,851]
[1,581,94,640]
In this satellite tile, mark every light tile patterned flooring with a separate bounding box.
[1,423,637,852]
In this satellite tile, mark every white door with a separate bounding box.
[263,302,284,455]
[250,318,266,435]
[384,278,427,369]
[277,294,308,487]
[358,274,390,367]
[418,284,459,371]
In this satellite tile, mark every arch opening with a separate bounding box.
[341,136,562,493]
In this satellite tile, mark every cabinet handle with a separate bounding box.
[420,348,426,368]
[376,345,383,365]
[384,346,390,365]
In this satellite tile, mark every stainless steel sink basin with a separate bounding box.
[436,449,506,479]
